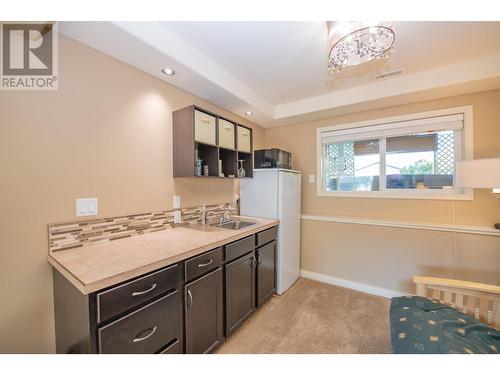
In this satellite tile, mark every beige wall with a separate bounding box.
[301,221,500,293]
[265,90,500,293]
[0,35,264,353]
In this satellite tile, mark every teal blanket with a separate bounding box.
[390,296,499,354]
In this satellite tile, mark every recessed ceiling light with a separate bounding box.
[161,67,175,76]
[244,111,253,116]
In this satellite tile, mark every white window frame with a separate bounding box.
[316,105,474,200]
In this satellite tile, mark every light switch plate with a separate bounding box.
[173,210,182,224]
[76,198,98,217]
[173,195,181,209]
[308,175,315,184]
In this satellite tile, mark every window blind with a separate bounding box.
[321,113,464,144]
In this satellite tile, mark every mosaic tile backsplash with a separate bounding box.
[48,202,236,253]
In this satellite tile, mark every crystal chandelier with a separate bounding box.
[327,21,395,75]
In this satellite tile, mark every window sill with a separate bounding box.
[316,188,473,201]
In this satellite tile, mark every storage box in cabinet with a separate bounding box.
[218,119,235,150]
[237,125,251,153]
[194,110,216,145]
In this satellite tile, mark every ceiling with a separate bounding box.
[59,21,500,127]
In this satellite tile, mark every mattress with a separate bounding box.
[390,295,499,354]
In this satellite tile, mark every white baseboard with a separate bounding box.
[300,270,406,299]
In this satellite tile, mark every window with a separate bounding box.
[317,106,473,200]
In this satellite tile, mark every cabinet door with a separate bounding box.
[256,241,276,307]
[225,252,256,336]
[185,268,223,354]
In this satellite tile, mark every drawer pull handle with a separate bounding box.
[201,118,211,124]
[187,290,193,309]
[132,326,158,343]
[257,251,262,265]
[250,255,257,268]
[197,259,213,268]
[131,283,157,297]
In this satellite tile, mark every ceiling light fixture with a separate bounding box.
[161,67,176,76]
[244,111,253,116]
[327,21,395,75]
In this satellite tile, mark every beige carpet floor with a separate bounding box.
[217,277,392,354]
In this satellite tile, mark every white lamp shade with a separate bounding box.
[457,158,500,189]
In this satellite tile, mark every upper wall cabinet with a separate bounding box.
[172,105,253,178]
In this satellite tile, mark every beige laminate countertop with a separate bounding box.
[48,216,279,295]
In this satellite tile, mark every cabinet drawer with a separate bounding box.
[257,226,278,247]
[184,247,223,282]
[237,125,251,153]
[218,119,235,150]
[194,109,216,145]
[96,264,180,323]
[225,235,255,262]
[159,339,182,354]
[98,290,182,354]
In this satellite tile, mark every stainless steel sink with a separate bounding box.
[212,220,256,230]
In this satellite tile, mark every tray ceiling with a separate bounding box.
[60,21,500,127]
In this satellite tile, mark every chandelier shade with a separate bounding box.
[327,21,395,74]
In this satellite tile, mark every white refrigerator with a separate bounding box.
[240,169,301,294]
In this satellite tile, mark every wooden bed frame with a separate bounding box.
[413,276,500,330]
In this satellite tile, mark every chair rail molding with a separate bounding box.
[301,214,500,237]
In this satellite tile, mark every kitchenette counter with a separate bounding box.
[48,216,279,295]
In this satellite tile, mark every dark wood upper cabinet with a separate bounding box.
[172,105,253,178]
[184,268,224,354]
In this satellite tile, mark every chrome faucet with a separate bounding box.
[219,203,232,225]
[200,204,207,225]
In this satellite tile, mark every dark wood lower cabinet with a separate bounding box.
[52,266,183,354]
[225,251,257,336]
[159,339,182,354]
[52,226,278,354]
[256,240,276,307]
[185,268,224,354]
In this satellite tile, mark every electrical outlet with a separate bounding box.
[308,175,315,184]
[173,195,181,209]
[76,198,98,217]
[174,210,182,224]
